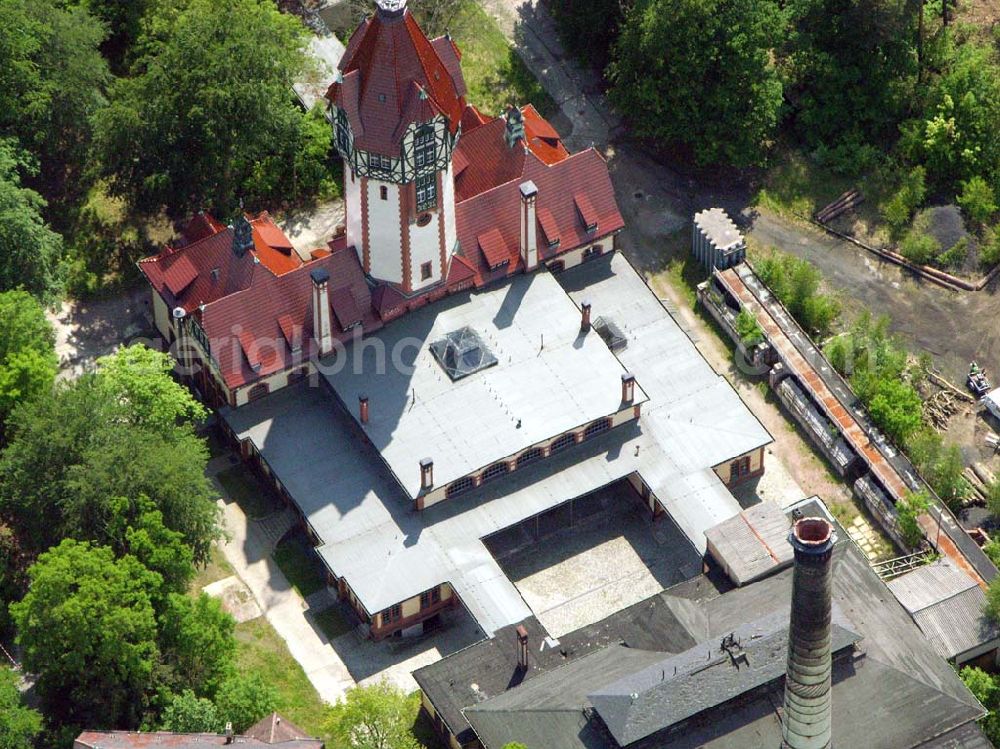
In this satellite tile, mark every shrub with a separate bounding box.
[896,490,930,548]
[899,228,941,265]
[937,236,969,268]
[735,308,763,346]
[958,176,997,225]
[881,166,927,231]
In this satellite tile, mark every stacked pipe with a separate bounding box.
[782,517,836,749]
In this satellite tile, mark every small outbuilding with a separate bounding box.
[692,208,746,271]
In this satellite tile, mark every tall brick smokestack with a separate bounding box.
[782,517,836,749]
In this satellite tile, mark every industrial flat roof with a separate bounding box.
[321,269,647,499]
[419,535,985,749]
[223,253,771,634]
[888,560,1000,660]
[705,501,794,586]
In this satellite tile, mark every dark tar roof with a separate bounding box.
[415,534,984,749]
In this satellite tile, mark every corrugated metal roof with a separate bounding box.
[705,501,793,586]
[913,587,999,660]
[888,561,978,613]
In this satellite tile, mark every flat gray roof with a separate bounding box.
[223,254,771,634]
[321,270,647,499]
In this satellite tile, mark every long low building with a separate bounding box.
[222,252,771,639]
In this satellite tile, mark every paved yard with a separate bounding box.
[487,482,703,637]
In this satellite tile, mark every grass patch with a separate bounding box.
[754,149,858,220]
[311,605,354,641]
[273,532,326,598]
[449,0,557,118]
[190,544,235,594]
[216,466,276,519]
[235,617,331,740]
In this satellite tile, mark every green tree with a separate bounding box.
[881,166,927,231]
[957,176,997,225]
[987,576,1000,623]
[0,667,42,749]
[0,0,109,211]
[752,249,840,336]
[0,143,64,301]
[608,0,784,167]
[215,673,277,734]
[160,689,221,733]
[734,308,763,346]
[10,539,161,729]
[786,0,918,167]
[502,744,529,749]
[158,593,236,699]
[326,681,419,749]
[864,375,925,446]
[96,345,207,430]
[0,290,57,431]
[896,490,930,548]
[915,41,1000,189]
[899,227,941,265]
[94,0,324,217]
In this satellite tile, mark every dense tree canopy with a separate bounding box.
[0,345,219,565]
[0,667,42,749]
[608,0,784,167]
[157,593,236,698]
[214,673,278,733]
[160,690,221,733]
[94,0,328,218]
[0,144,64,301]
[11,540,161,729]
[0,290,57,432]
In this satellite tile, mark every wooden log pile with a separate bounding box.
[815,190,865,224]
[962,463,997,508]
[924,389,962,432]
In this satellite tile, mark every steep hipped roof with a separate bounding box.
[244,713,321,746]
[329,8,466,155]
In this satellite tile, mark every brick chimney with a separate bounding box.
[621,373,635,404]
[782,517,836,749]
[516,624,529,671]
[519,181,538,272]
[359,394,369,424]
[420,458,434,491]
[581,301,592,332]
[311,268,333,356]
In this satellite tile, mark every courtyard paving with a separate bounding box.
[487,483,703,637]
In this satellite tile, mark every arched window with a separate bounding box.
[247,382,269,402]
[446,476,474,499]
[481,461,510,483]
[516,447,544,469]
[550,432,576,454]
[582,418,612,441]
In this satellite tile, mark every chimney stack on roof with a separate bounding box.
[420,458,434,491]
[581,301,592,332]
[782,517,836,749]
[359,394,369,424]
[519,180,538,271]
[621,373,636,404]
[516,624,529,671]
[311,268,333,356]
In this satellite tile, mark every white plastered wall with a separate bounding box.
[345,165,363,257]
[367,178,403,285]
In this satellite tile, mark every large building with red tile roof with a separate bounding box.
[139,0,622,409]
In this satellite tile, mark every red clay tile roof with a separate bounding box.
[330,285,363,329]
[179,212,226,246]
[521,104,569,165]
[162,254,198,296]
[454,148,623,285]
[140,226,257,314]
[477,228,513,269]
[199,246,381,390]
[574,193,598,231]
[74,728,322,749]
[330,10,467,156]
[537,207,560,246]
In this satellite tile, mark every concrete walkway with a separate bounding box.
[210,465,356,703]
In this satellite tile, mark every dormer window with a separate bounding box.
[414,125,435,170]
